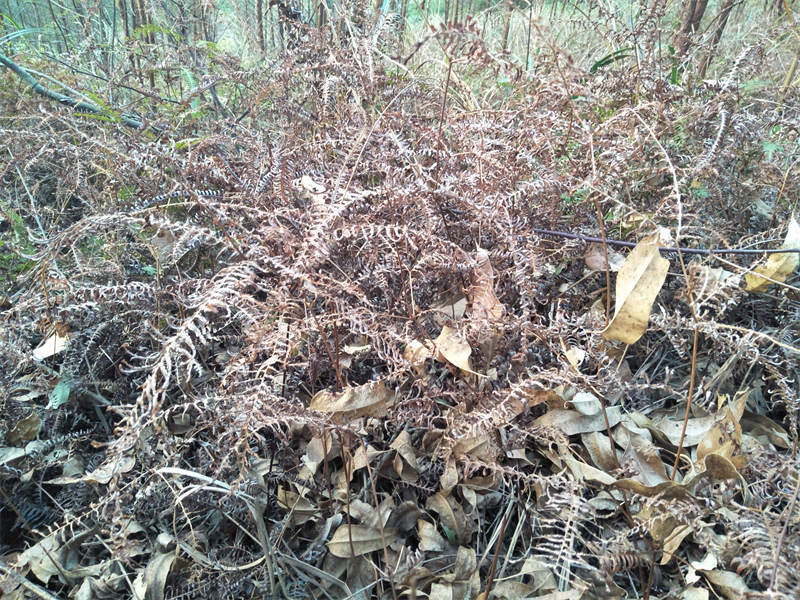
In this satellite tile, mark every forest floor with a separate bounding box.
[1,9,799,600]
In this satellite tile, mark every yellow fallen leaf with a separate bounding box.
[696,391,747,467]
[434,325,482,376]
[32,331,70,361]
[602,233,669,345]
[745,216,800,292]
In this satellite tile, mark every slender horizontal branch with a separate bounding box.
[0,51,143,129]
[531,228,800,256]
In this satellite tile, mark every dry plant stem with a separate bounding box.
[530,227,800,256]
[337,431,357,560]
[768,157,799,227]
[330,301,342,392]
[632,109,701,483]
[770,468,800,590]
[307,301,344,392]
[361,438,399,600]
[588,181,618,469]
[0,563,62,600]
[671,326,699,480]
[481,504,510,600]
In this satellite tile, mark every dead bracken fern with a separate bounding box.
[1,4,799,600]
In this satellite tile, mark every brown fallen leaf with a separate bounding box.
[309,380,393,420]
[6,411,41,445]
[470,248,503,318]
[418,519,448,552]
[534,405,623,436]
[602,232,669,344]
[585,243,625,272]
[327,524,399,557]
[698,569,753,600]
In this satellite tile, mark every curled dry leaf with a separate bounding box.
[418,519,448,552]
[142,552,177,600]
[309,380,393,420]
[602,232,669,345]
[469,248,504,328]
[585,242,625,272]
[294,174,326,205]
[534,405,623,436]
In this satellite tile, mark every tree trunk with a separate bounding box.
[675,0,709,58]
[257,0,265,55]
[501,0,513,52]
[697,0,735,77]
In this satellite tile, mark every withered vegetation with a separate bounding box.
[0,3,798,599]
